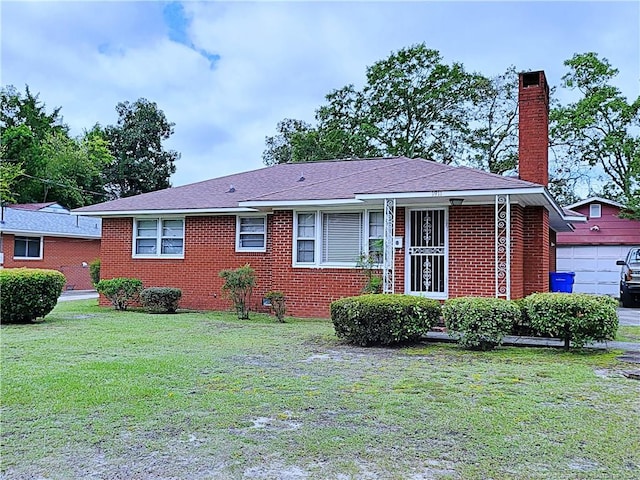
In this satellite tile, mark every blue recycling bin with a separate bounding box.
[549,272,575,293]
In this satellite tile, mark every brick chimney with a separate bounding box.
[518,70,549,186]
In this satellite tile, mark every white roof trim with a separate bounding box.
[561,215,587,222]
[566,196,624,209]
[354,187,547,200]
[71,207,260,217]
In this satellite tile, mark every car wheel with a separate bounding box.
[620,283,634,308]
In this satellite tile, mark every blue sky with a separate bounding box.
[1,1,638,187]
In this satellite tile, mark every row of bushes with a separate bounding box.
[331,293,619,350]
[0,266,185,323]
[97,273,286,321]
[95,278,182,313]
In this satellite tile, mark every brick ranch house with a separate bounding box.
[0,202,101,290]
[75,71,584,317]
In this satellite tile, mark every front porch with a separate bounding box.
[380,194,554,301]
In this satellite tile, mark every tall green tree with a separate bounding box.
[550,52,640,213]
[103,99,179,198]
[362,44,483,162]
[0,85,67,140]
[466,66,519,175]
[35,131,112,208]
[0,161,24,204]
[263,44,484,165]
[263,118,313,165]
[0,86,113,208]
[0,86,69,204]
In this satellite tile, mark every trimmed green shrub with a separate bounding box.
[509,297,535,336]
[264,290,286,322]
[331,294,441,346]
[219,264,256,319]
[0,268,66,323]
[356,252,383,294]
[140,287,182,313]
[89,258,100,286]
[96,277,143,311]
[521,293,619,350]
[443,297,521,351]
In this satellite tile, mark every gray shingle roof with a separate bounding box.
[0,207,101,238]
[74,157,541,214]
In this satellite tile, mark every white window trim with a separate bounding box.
[235,215,267,253]
[132,217,185,259]
[292,209,383,268]
[293,211,318,266]
[367,210,384,265]
[404,207,449,300]
[589,203,601,219]
[13,235,43,260]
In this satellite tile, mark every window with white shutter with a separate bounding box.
[322,212,362,263]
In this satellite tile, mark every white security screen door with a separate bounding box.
[407,209,447,296]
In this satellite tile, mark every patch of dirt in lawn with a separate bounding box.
[244,462,309,479]
[2,449,230,480]
[567,457,600,472]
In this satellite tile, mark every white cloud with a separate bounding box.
[2,1,638,188]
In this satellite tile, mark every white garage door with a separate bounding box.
[556,245,628,296]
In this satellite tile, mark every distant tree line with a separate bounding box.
[263,45,639,218]
[0,86,179,208]
[2,46,637,218]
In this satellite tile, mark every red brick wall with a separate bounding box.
[518,71,549,186]
[2,233,100,290]
[523,207,550,294]
[269,211,367,317]
[448,205,496,297]
[100,215,368,318]
[510,205,525,299]
[549,229,557,272]
[447,204,542,300]
[393,207,406,294]
[99,204,551,317]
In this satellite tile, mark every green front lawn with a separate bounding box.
[2,300,639,479]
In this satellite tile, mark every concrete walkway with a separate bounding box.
[58,290,98,302]
[424,331,639,352]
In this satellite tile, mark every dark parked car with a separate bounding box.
[617,247,640,307]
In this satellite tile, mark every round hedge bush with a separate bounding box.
[331,294,441,346]
[443,297,521,351]
[521,292,618,349]
[0,268,66,323]
[140,287,182,313]
[96,277,143,311]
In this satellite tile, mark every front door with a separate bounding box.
[406,209,447,297]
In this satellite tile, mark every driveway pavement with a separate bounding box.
[617,307,640,326]
[58,290,99,302]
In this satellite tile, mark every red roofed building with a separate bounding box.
[557,197,640,296]
[75,70,584,317]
